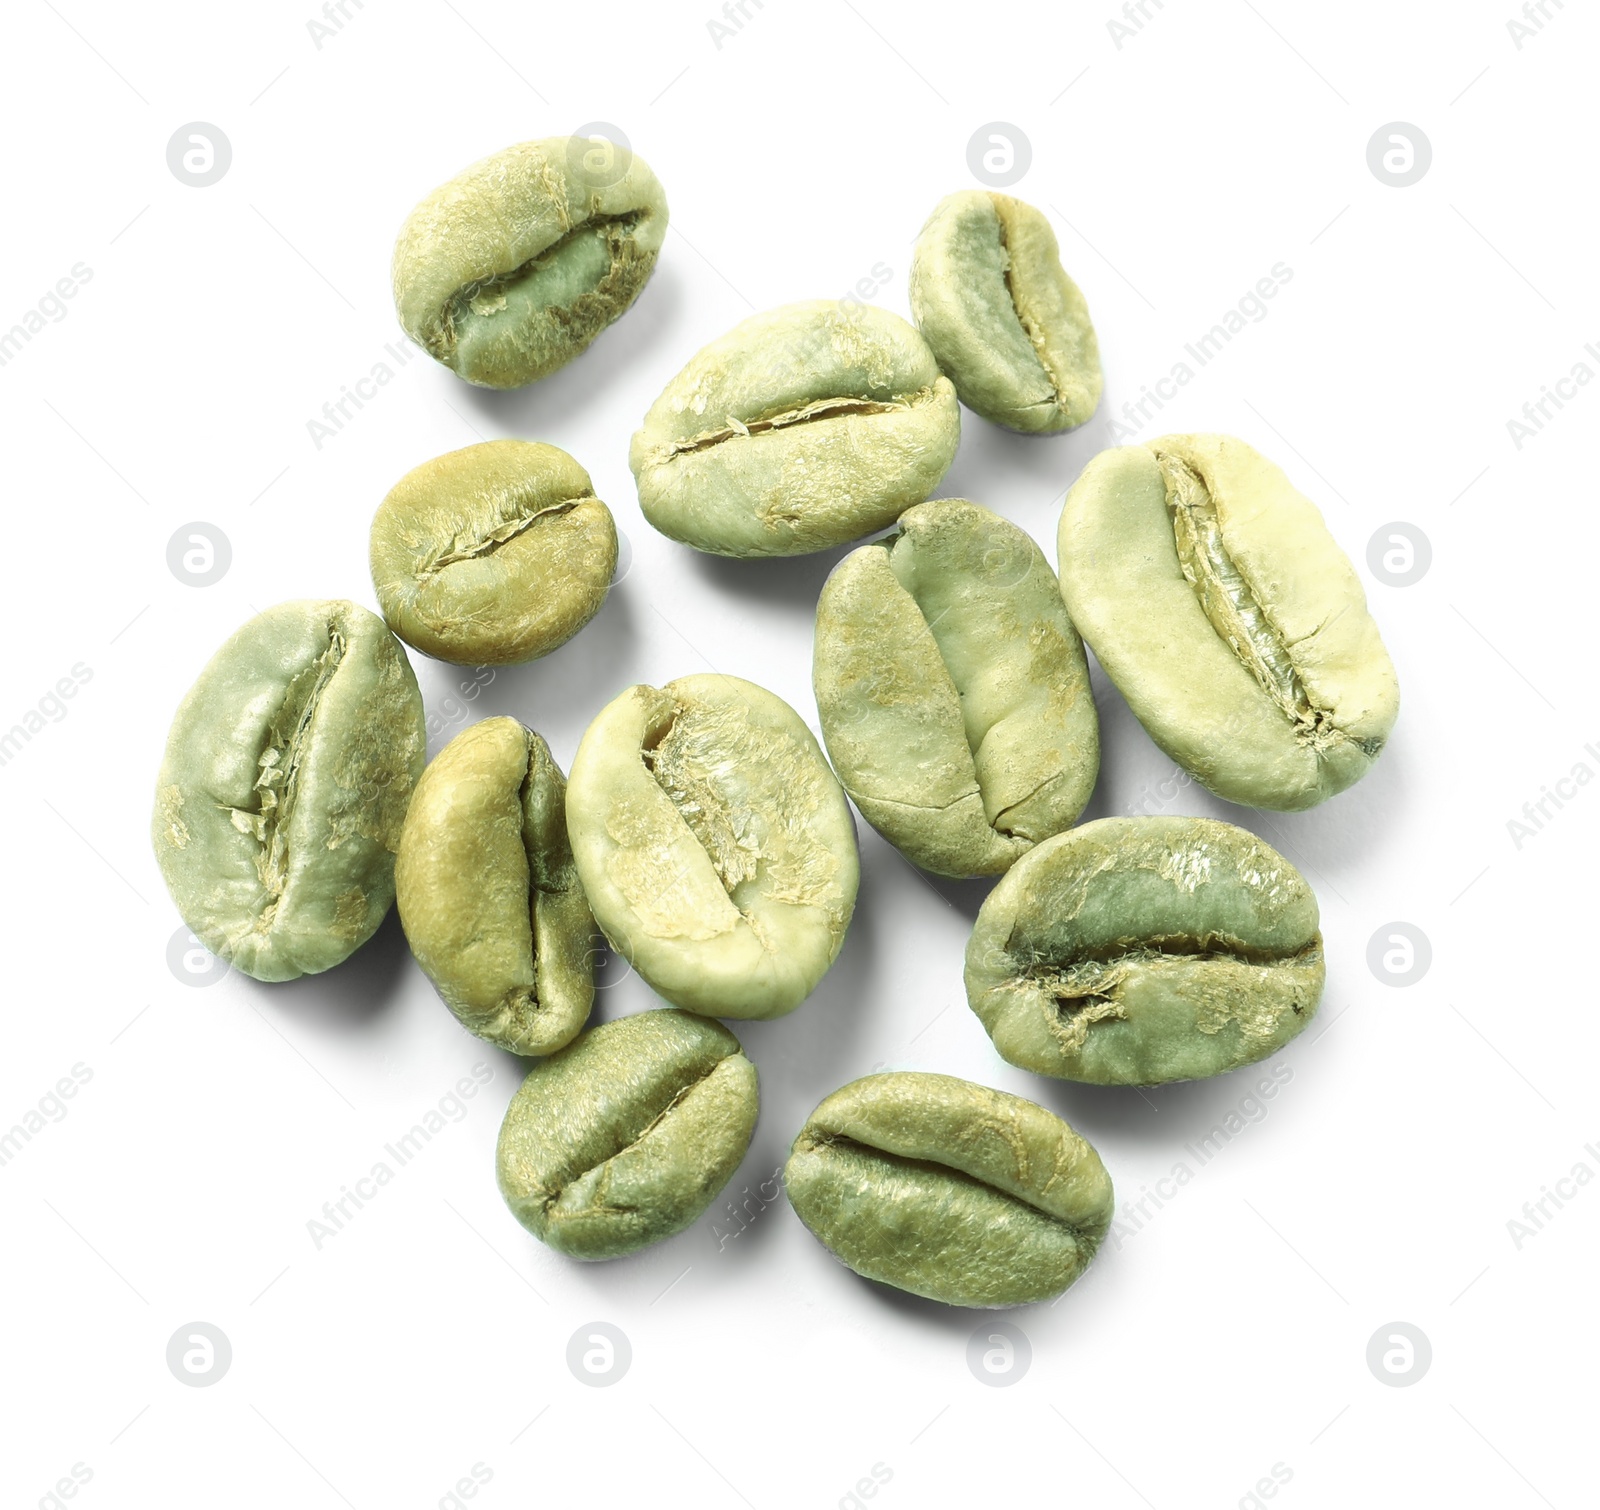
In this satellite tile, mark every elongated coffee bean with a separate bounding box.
[630,301,960,557]
[785,1072,1113,1307]
[396,718,594,1055]
[910,190,1101,433]
[565,673,859,1019]
[496,1009,758,1259]
[392,136,668,389]
[1058,434,1399,810]
[152,600,425,982]
[814,497,1099,876]
[965,816,1324,1085]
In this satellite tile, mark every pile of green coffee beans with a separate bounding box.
[152,135,1400,1310]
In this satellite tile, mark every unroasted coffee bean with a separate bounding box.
[1058,434,1400,810]
[152,600,425,982]
[630,301,960,557]
[814,497,1099,876]
[395,718,594,1056]
[370,441,617,666]
[909,190,1101,433]
[965,816,1324,1085]
[785,1072,1113,1307]
[565,673,858,1019]
[496,1008,758,1259]
[392,135,668,389]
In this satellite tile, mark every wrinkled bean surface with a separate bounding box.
[496,1009,758,1259]
[966,816,1324,1085]
[392,136,668,389]
[152,599,425,982]
[785,1072,1113,1307]
[370,440,616,666]
[630,301,959,557]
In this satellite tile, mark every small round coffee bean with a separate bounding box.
[496,1008,758,1260]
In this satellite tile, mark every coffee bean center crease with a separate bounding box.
[228,622,346,919]
[1159,451,1355,753]
[656,390,938,463]
[420,494,592,576]
[440,211,645,351]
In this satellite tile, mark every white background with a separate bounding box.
[1,2,1593,1506]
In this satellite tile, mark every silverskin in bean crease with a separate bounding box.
[965,816,1324,1086]
[814,497,1099,877]
[496,1009,758,1260]
[1058,433,1399,810]
[566,674,859,1020]
[785,1072,1114,1307]
[395,718,594,1056]
[151,599,425,982]
[391,136,668,389]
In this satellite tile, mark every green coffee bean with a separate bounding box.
[395,718,593,1056]
[496,1008,758,1259]
[909,190,1101,433]
[152,600,425,982]
[565,674,859,1019]
[1058,434,1400,810]
[965,816,1324,1086]
[391,136,668,389]
[785,1072,1113,1308]
[370,440,617,666]
[814,498,1099,877]
[629,301,960,557]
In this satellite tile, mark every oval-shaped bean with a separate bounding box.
[396,718,594,1055]
[1058,434,1400,810]
[965,816,1324,1086]
[909,190,1101,433]
[814,498,1099,877]
[152,600,425,982]
[391,136,668,389]
[629,301,960,557]
[496,1008,758,1259]
[785,1072,1113,1308]
[566,674,859,1019]
[370,441,617,666]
